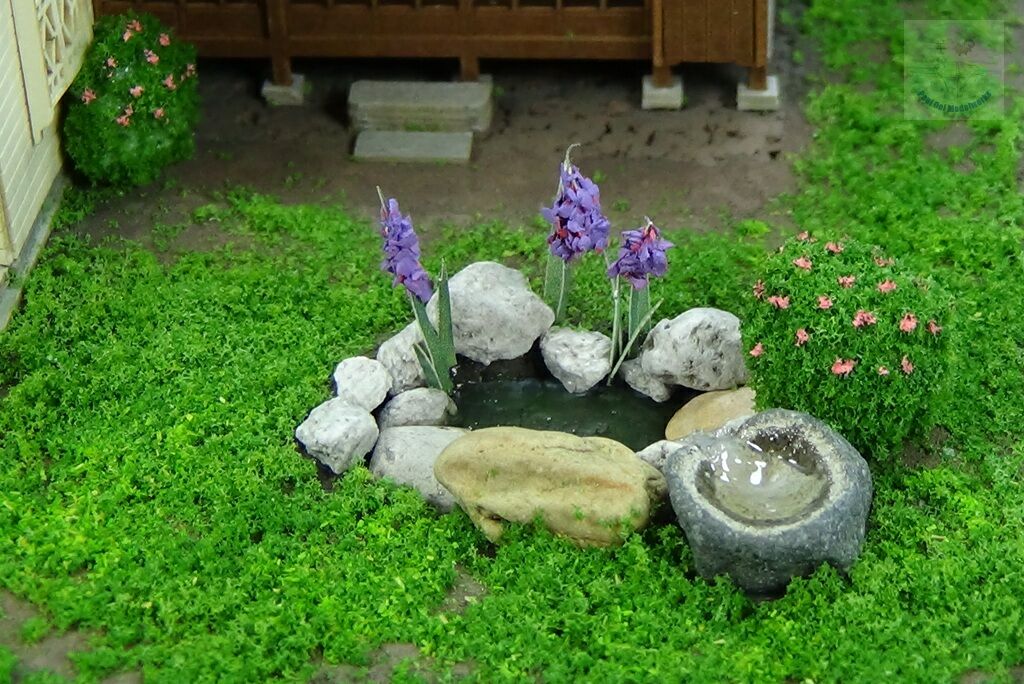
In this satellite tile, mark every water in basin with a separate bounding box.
[697,432,830,525]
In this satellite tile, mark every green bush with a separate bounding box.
[741,234,950,459]
[63,13,199,187]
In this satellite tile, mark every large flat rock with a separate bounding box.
[348,80,493,132]
[353,131,473,164]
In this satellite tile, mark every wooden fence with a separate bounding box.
[92,0,771,89]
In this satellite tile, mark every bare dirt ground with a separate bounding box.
[76,12,814,250]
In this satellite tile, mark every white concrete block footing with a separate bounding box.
[737,75,781,112]
[348,80,493,132]
[353,131,473,164]
[641,75,684,111]
[262,74,307,106]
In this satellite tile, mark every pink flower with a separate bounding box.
[106,57,117,68]
[145,49,159,65]
[130,85,144,98]
[875,256,894,267]
[767,295,791,310]
[116,113,131,127]
[795,328,810,346]
[899,313,918,333]
[153,107,165,120]
[750,342,765,358]
[753,280,765,299]
[159,33,171,47]
[825,241,844,254]
[838,275,856,288]
[817,295,833,310]
[877,279,897,293]
[163,74,176,90]
[122,30,133,42]
[927,319,942,335]
[797,231,810,241]
[831,358,856,377]
[127,19,143,32]
[901,356,914,374]
[852,310,877,328]
[878,366,890,376]
[793,256,813,271]
[81,89,96,104]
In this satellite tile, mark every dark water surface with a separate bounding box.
[450,377,694,451]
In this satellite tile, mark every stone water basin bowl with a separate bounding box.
[664,409,873,595]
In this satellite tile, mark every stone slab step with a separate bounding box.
[348,80,493,132]
[352,131,473,164]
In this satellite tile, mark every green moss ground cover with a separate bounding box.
[2,0,1023,681]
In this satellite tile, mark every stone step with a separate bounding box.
[348,80,493,133]
[352,130,474,164]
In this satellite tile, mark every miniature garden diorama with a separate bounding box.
[295,145,948,596]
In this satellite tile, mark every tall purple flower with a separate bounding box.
[380,197,432,302]
[542,160,610,262]
[607,218,674,289]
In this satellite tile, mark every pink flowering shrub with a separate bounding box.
[64,14,198,186]
[742,233,949,458]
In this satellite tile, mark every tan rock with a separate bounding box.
[434,427,666,547]
[664,387,756,441]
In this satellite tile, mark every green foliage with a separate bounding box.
[19,616,51,644]
[0,0,1023,681]
[410,268,457,394]
[0,646,15,683]
[63,13,199,187]
[742,237,950,458]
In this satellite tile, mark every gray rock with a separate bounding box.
[378,387,456,428]
[353,131,473,164]
[427,261,554,365]
[369,426,468,511]
[540,327,613,394]
[639,308,747,391]
[295,398,379,474]
[376,322,426,395]
[620,358,672,402]
[348,80,493,133]
[664,409,873,595]
[636,439,683,475]
[333,356,392,411]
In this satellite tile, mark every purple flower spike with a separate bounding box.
[607,218,674,289]
[380,197,432,302]
[542,156,610,262]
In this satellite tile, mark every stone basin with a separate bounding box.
[665,409,873,595]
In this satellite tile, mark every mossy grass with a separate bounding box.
[1,0,1023,681]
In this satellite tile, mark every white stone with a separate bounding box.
[620,358,672,402]
[639,308,747,391]
[737,75,781,112]
[261,74,307,106]
[427,261,554,365]
[378,387,456,428]
[636,440,683,475]
[348,80,493,132]
[295,398,378,474]
[353,131,473,164]
[540,327,612,394]
[332,356,392,411]
[369,426,468,511]
[376,322,426,395]
[641,75,684,111]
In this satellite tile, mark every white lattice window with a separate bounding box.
[36,0,91,104]
[11,0,93,141]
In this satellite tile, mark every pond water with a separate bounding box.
[697,433,830,525]
[450,377,690,451]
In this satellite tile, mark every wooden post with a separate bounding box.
[747,65,767,91]
[460,55,480,82]
[650,0,672,87]
[266,0,293,86]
